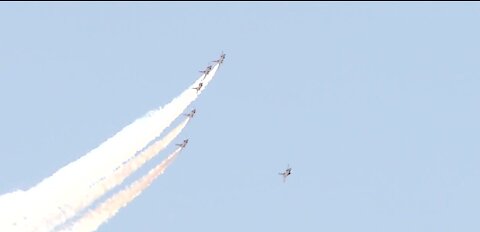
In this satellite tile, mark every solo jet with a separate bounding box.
[212,51,226,64]
[278,165,292,183]
[192,82,203,93]
[176,139,189,148]
[184,109,196,118]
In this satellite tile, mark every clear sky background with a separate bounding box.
[1,2,479,232]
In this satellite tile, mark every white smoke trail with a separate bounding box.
[60,148,182,232]
[48,118,190,232]
[0,190,29,232]
[3,60,221,232]
[37,62,218,192]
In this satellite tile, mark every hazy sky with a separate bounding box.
[1,2,479,232]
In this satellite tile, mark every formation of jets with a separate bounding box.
[186,53,293,183]
[279,165,292,183]
[174,109,196,149]
[194,52,226,92]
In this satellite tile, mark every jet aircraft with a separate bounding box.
[184,109,196,118]
[212,51,226,64]
[279,165,292,183]
[200,65,213,75]
[176,139,189,148]
[192,82,203,93]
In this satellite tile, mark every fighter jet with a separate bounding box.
[199,65,213,75]
[212,51,226,64]
[184,109,196,118]
[176,139,189,148]
[278,165,292,183]
[192,82,203,93]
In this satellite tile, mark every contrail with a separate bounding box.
[60,148,183,232]
[37,62,218,192]
[48,118,191,232]
[40,62,218,230]
[2,59,221,232]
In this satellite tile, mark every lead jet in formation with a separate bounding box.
[212,51,226,64]
[278,165,292,183]
[184,109,196,118]
[176,139,189,148]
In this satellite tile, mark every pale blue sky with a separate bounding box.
[1,2,480,232]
